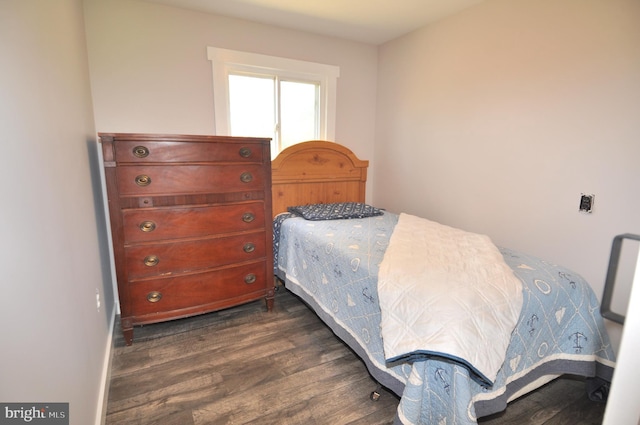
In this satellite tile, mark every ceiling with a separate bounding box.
[141,0,484,45]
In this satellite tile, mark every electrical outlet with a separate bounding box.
[579,194,594,213]
[96,289,101,311]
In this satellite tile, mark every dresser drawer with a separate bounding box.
[122,202,265,243]
[125,232,266,279]
[128,261,267,316]
[116,164,266,196]
[114,140,265,163]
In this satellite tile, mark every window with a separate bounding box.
[207,47,339,157]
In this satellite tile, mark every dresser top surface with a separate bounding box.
[98,132,271,144]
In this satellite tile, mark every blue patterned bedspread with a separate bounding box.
[273,212,615,425]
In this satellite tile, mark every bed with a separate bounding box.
[271,141,615,425]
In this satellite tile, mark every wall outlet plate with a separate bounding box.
[579,194,594,213]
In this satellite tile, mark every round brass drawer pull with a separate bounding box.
[243,243,255,253]
[239,147,252,158]
[133,145,150,158]
[244,273,257,284]
[144,255,159,267]
[240,172,253,183]
[242,212,255,223]
[135,174,152,186]
[139,221,156,232]
[146,291,162,303]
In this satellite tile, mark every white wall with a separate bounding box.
[375,0,640,350]
[0,1,115,424]
[83,0,378,195]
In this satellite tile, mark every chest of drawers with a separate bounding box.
[99,133,274,345]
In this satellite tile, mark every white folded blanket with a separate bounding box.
[378,213,523,384]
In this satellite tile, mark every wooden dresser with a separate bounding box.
[99,133,274,345]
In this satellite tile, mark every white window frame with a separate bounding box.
[207,47,339,148]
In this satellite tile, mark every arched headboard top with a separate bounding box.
[271,141,369,217]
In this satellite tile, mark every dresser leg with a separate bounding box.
[121,319,134,346]
[265,288,275,312]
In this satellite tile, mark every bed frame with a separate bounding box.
[271,141,369,216]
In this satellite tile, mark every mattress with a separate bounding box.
[273,211,615,425]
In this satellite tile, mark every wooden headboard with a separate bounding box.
[271,141,369,217]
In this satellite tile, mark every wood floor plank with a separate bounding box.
[105,288,607,425]
[192,355,368,424]
[542,389,607,425]
[477,378,602,425]
[106,401,197,425]
[305,375,395,424]
[107,372,222,418]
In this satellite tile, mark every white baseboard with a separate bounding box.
[95,306,116,425]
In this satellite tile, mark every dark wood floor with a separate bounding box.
[105,288,607,425]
